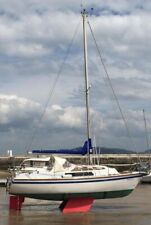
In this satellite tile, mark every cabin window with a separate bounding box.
[34,161,46,167]
[65,172,93,177]
[45,161,50,166]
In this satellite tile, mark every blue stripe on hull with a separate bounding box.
[12,173,143,185]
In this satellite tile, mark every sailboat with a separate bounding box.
[8,9,147,213]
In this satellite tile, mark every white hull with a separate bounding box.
[9,172,143,200]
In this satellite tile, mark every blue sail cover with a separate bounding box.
[32,139,92,155]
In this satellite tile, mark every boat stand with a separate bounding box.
[9,195,25,210]
[9,195,93,213]
[59,198,94,213]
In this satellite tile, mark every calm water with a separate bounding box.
[0,184,151,225]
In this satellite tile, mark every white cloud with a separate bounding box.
[0,93,150,153]
[0,94,40,127]
[58,106,84,127]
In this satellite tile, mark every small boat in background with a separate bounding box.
[0,179,7,187]
[141,171,151,183]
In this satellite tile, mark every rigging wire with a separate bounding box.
[87,20,139,155]
[24,18,81,152]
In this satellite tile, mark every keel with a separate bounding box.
[59,198,94,213]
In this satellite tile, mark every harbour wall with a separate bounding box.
[0,154,150,171]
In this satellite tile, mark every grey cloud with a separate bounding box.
[0,93,150,153]
[0,1,151,153]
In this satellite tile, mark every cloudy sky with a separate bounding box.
[0,0,151,154]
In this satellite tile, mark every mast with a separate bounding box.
[143,109,149,150]
[82,9,91,163]
[143,109,151,168]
